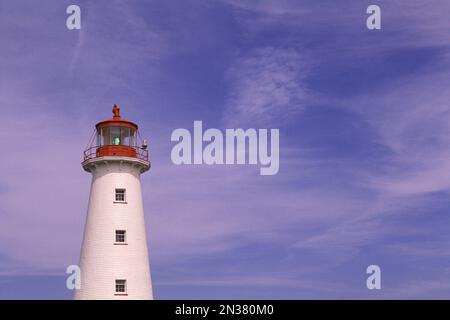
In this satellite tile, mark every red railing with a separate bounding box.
[83,145,149,161]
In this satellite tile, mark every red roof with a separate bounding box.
[95,105,138,130]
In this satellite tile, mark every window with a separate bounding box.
[115,279,126,293]
[115,230,126,243]
[115,188,126,202]
[98,127,109,146]
[96,126,136,146]
[110,127,121,145]
[123,128,135,147]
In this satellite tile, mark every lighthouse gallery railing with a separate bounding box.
[83,145,149,162]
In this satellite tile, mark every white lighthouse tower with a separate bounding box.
[75,105,153,300]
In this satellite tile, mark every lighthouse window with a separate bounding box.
[115,279,127,293]
[115,230,126,243]
[97,126,136,147]
[98,127,109,146]
[123,128,135,146]
[110,127,121,145]
[115,188,126,202]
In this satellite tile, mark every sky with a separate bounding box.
[1,0,450,299]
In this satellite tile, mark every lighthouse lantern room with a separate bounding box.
[83,104,148,162]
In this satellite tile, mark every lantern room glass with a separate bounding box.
[97,127,136,147]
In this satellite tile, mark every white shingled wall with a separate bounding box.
[75,158,153,300]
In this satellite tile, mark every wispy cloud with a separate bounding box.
[223,47,310,126]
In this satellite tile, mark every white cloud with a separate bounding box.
[223,47,310,126]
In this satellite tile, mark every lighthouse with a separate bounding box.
[75,105,153,300]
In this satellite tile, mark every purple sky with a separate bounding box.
[1,0,450,299]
